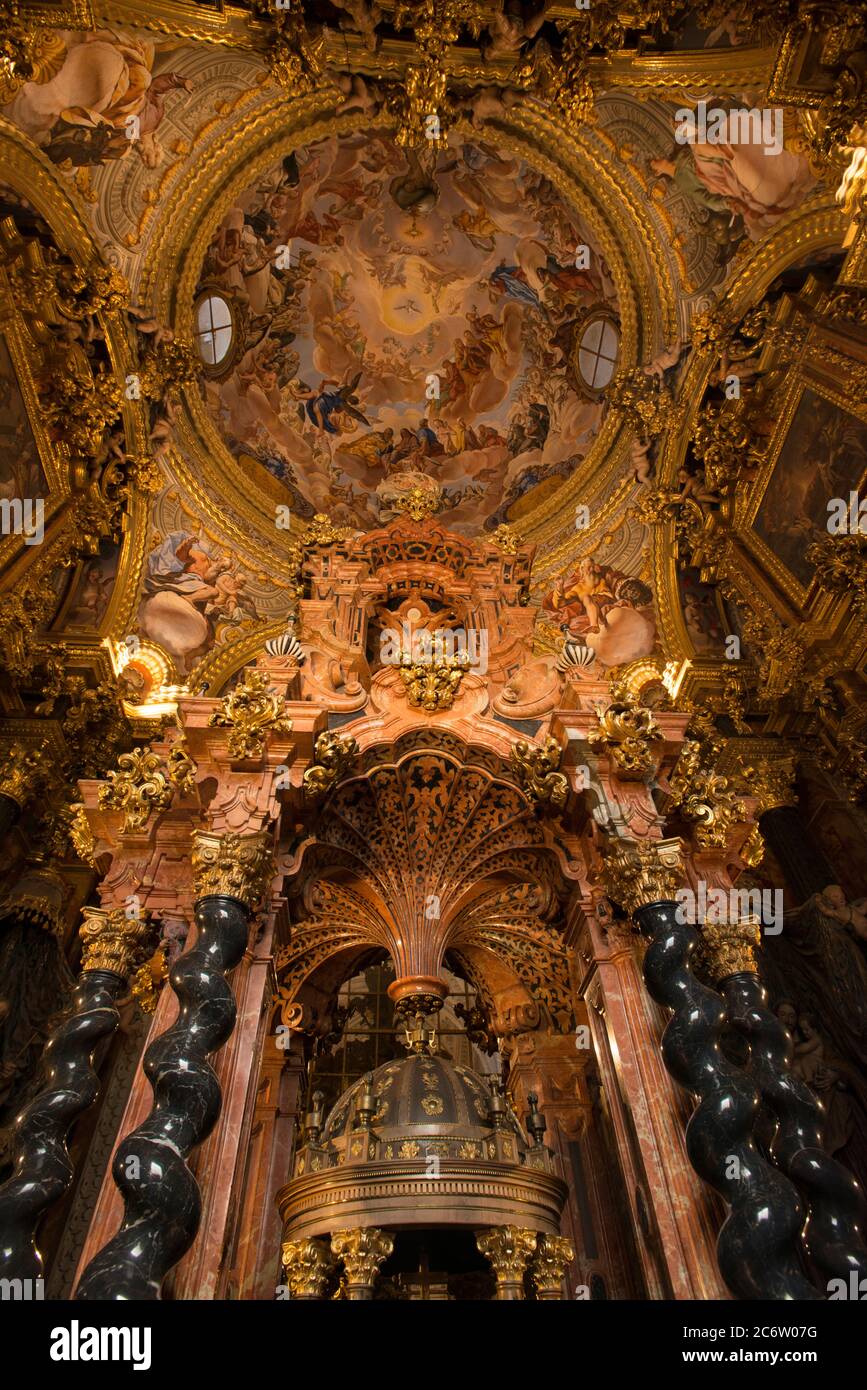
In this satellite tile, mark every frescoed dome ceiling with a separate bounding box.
[194,130,621,534]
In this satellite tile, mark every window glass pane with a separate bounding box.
[195,293,233,366]
[581,318,604,353]
[593,354,616,388]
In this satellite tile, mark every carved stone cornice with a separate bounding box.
[694,917,761,985]
[601,836,683,917]
[191,829,273,909]
[79,906,154,980]
[208,667,294,761]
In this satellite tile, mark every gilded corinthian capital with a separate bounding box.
[601,837,683,917]
[694,917,761,986]
[330,1228,393,1298]
[79,907,154,979]
[191,830,272,909]
[0,741,48,807]
[531,1234,575,1300]
[281,1238,332,1299]
[476,1226,537,1299]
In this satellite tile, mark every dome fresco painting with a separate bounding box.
[196,131,620,534]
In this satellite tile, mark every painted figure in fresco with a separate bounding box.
[650,120,815,243]
[543,558,655,668]
[5,30,192,169]
[485,262,542,308]
[299,373,370,435]
[68,559,115,627]
[138,531,260,673]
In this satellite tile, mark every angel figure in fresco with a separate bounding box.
[298,371,370,435]
[453,204,503,252]
[138,530,261,674]
[7,30,192,169]
[483,262,542,309]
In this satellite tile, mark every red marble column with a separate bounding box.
[223,1034,306,1300]
[577,895,729,1300]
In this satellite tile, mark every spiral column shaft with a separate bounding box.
[638,899,819,1300]
[0,907,151,1281]
[699,920,867,1290]
[75,829,270,1301]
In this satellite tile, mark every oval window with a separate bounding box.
[577,316,619,391]
[195,291,234,367]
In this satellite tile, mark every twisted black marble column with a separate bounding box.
[637,899,820,1301]
[75,893,250,1300]
[0,908,147,1281]
[721,969,867,1289]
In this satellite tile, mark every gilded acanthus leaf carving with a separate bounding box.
[398,651,470,711]
[587,684,663,779]
[98,747,173,835]
[509,736,568,811]
[303,731,359,801]
[208,667,293,760]
[667,738,746,850]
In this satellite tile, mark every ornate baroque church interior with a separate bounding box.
[0,0,866,1308]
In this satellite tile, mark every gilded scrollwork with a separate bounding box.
[587,682,664,780]
[667,737,747,850]
[509,736,568,811]
[397,651,470,711]
[98,747,173,835]
[303,730,359,801]
[208,667,294,761]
